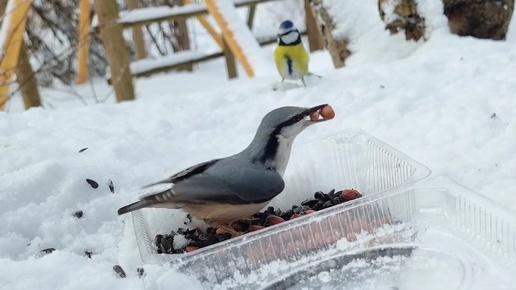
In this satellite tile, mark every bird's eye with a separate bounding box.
[292,114,303,122]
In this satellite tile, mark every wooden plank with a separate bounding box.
[76,0,91,84]
[205,0,265,77]
[107,51,223,83]
[117,0,281,28]
[0,0,32,111]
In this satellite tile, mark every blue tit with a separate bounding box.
[274,20,310,87]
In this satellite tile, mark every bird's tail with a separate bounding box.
[117,188,180,215]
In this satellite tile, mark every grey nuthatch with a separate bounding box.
[117,104,333,235]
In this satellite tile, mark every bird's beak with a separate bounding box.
[307,104,329,123]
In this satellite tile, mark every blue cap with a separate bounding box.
[279,20,294,30]
[278,20,296,34]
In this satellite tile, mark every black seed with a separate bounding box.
[323,200,333,208]
[78,147,88,153]
[86,179,99,189]
[108,179,115,193]
[40,248,56,255]
[186,214,192,222]
[314,191,326,200]
[334,190,343,198]
[85,250,93,258]
[328,189,336,196]
[137,267,145,278]
[267,206,275,213]
[113,265,126,278]
[154,235,163,247]
[206,227,216,235]
[73,210,84,219]
[301,198,319,207]
[185,232,201,241]
[188,240,202,247]
[160,237,172,253]
[177,228,186,235]
[313,201,324,211]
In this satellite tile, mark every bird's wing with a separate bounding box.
[118,165,285,215]
[169,159,220,182]
[141,158,220,188]
[171,167,285,204]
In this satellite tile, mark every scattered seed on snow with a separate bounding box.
[86,179,99,189]
[108,179,115,193]
[113,265,126,278]
[73,210,84,219]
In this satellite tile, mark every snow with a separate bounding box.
[93,0,276,27]
[2,0,516,289]
[128,51,217,76]
[117,5,207,26]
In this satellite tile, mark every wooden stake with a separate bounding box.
[247,3,256,29]
[17,41,42,109]
[222,38,237,79]
[0,0,32,111]
[94,0,135,102]
[127,0,147,60]
[174,0,192,71]
[76,0,91,84]
[304,0,324,52]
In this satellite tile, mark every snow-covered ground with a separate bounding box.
[2,0,516,289]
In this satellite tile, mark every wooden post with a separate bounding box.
[222,38,237,79]
[76,0,91,84]
[0,0,32,111]
[304,0,324,52]
[127,0,147,60]
[174,0,192,71]
[17,41,42,109]
[309,0,350,68]
[247,3,256,29]
[94,0,135,102]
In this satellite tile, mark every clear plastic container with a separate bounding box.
[144,178,516,290]
[131,128,432,265]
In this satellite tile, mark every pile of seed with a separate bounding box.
[154,188,362,254]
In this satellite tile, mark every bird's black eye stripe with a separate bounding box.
[278,29,299,37]
[260,112,308,163]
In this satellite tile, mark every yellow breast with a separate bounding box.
[274,44,310,79]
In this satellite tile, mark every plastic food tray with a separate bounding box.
[146,178,516,290]
[131,128,431,265]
